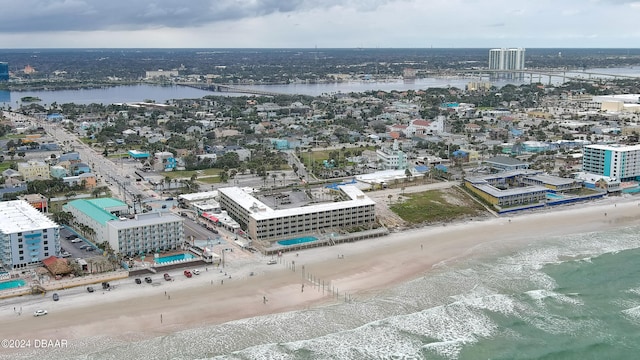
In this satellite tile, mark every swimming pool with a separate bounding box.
[277,236,318,246]
[155,253,195,264]
[546,192,564,200]
[0,279,26,291]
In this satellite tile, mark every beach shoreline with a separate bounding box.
[0,195,638,357]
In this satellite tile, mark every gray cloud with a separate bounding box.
[0,0,399,33]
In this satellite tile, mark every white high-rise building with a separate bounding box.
[582,144,640,180]
[0,200,60,269]
[489,48,526,72]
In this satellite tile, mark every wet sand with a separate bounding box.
[0,197,636,356]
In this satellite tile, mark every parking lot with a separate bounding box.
[59,226,100,259]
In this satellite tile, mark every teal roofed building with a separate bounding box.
[50,165,68,179]
[128,150,150,159]
[63,198,128,244]
[270,139,289,150]
[63,198,184,256]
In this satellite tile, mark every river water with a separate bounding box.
[2,66,638,107]
[0,78,488,106]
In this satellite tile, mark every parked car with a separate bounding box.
[52,293,59,301]
[267,259,277,265]
[102,282,110,289]
[87,286,94,293]
[33,309,48,317]
[144,277,152,284]
[71,239,81,243]
[192,269,200,275]
[135,278,142,284]
[184,270,192,278]
[164,273,171,281]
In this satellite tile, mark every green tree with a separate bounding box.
[51,211,74,225]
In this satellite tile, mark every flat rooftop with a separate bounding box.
[219,185,376,221]
[108,212,183,229]
[0,200,59,233]
[585,143,640,152]
[178,191,219,202]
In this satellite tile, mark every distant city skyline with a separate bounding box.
[0,1,639,49]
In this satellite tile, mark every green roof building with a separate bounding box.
[63,198,184,256]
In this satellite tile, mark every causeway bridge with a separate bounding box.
[176,83,284,96]
[451,69,640,85]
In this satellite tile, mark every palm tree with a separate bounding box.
[134,194,143,214]
[219,170,229,183]
[405,168,413,183]
[51,211,73,225]
[91,187,102,198]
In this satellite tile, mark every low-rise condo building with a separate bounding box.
[217,185,376,243]
[64,198,184,256]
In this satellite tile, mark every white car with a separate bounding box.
[192,269,200,275]
[267,259,277,265]
[33,309,48,317]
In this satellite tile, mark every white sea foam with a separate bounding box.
[621,305,640,324]
[526,289,583,306]
[14,224,640,360]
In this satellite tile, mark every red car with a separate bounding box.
[183,270,192,278]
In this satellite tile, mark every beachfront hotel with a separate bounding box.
[217,185,377,243]
[63,198,184,256]
[0,200,60,269]
[464,171,549,208]
[582,144,640,181]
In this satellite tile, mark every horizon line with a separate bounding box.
[0,47,640,51]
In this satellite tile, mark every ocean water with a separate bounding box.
[12,223,640,360]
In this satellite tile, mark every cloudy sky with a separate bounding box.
[1,0,639,48]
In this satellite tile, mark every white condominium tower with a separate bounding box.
[0,200,60,269]
[489,48,526,71]
[582,144,640,181]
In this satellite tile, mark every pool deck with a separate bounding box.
[125,250,208,275]
[259,228,389,255]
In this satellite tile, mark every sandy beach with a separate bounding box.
[0,196,637,356]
